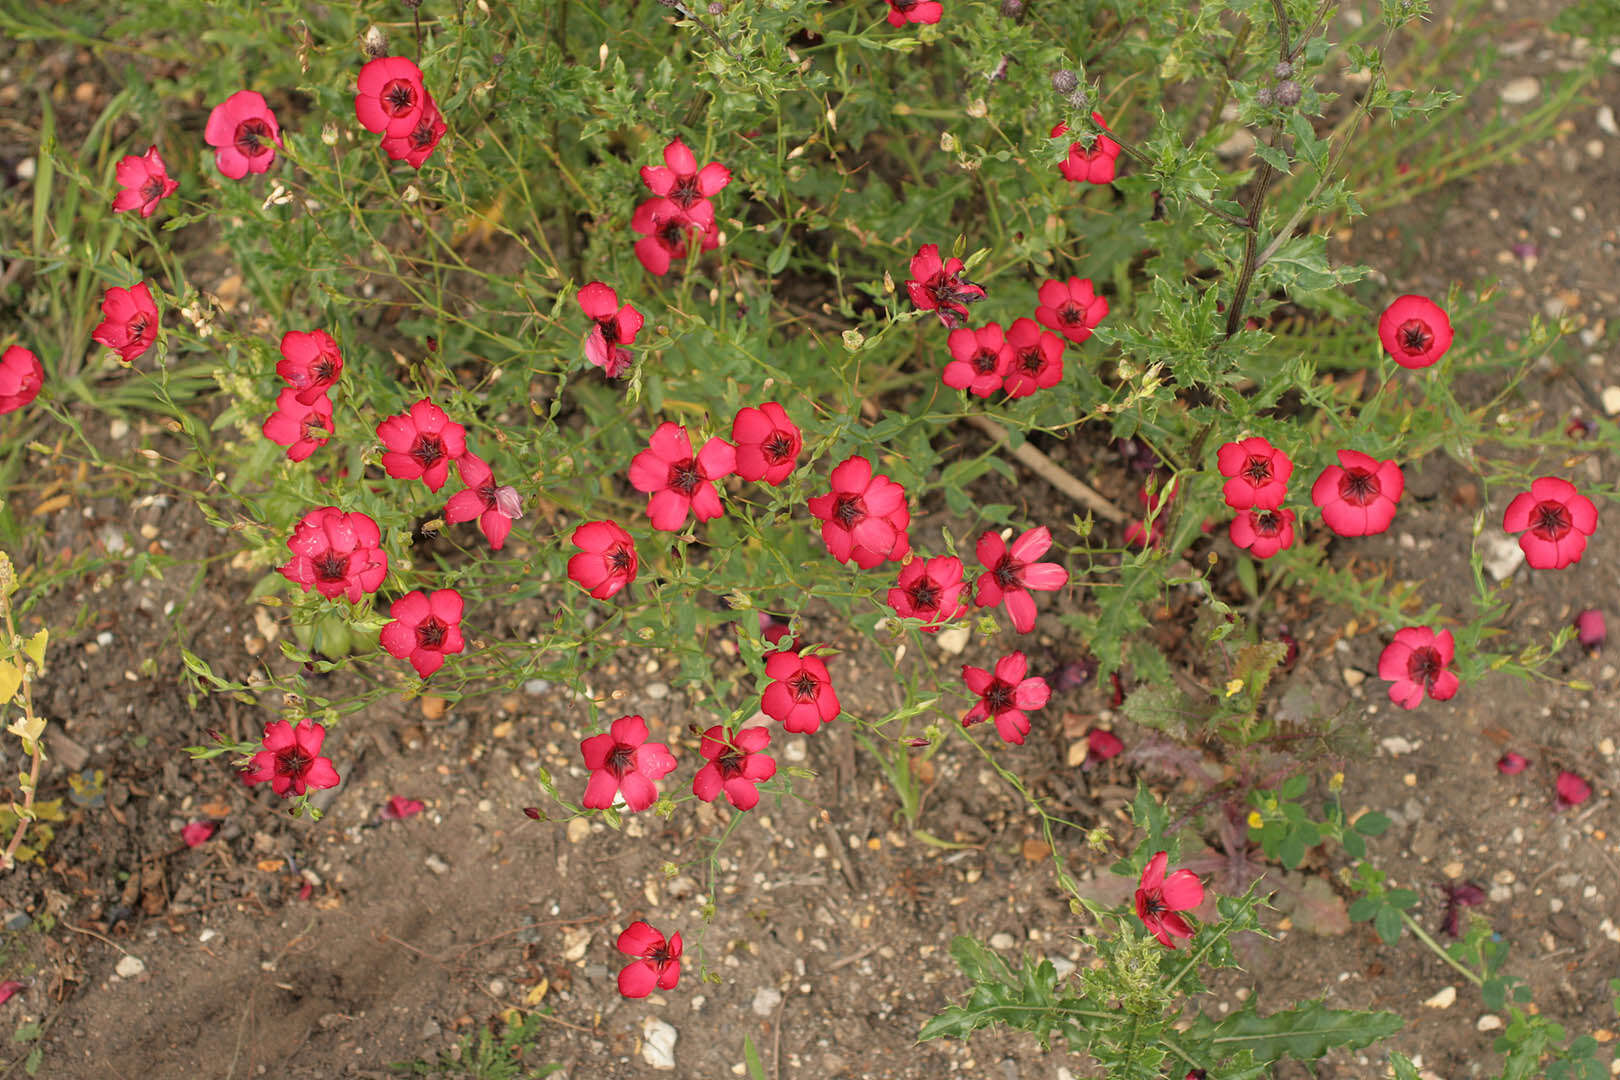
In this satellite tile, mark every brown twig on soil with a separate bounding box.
[60,921,134,957]
[964,415,1128,524]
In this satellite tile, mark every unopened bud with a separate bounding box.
[1274,60,1294,78]
[321,122,339,146]
[1066,88,1090,111]
[363,25,387,58]
[1274,80,1302,107]
[1000,0,1024,15]
[1575,608,1606,648]
[1051,69,1078,94]
[1256,85,1275,106]
[708,0,723,12]
[522,807,542,819]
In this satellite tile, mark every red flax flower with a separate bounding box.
[379,588,465,677]
[1377,627,1459,710]
[1502,477,1598,570]
[377,399,467,492]
[111,146,178,218]
[616,922,682,998]
[1001,317,1065,398]
[0,346,44,414]
[278,507,389,603]
[243,719,340,797]
[567,520,639,599]
[380,795,426,820]
[261,387,334,462]
[355,56,427,136]
[580,715,676,812]
[807,456,911,568]
[1555,770,1592,809]
[1311,450,1403,537]
[380,96,446,169]
[1378,295,1453,370]
[444,453,522,550]
[631,197,715,276]
[1575,608,1606,649]
[1228,506,1296,559]
[204,91,281,180]
[885,0,943,27]
[905,244,986,329]
[91,282,159,362]
[1034,277,1109,344]
[888,555,969,632]
[974,527,1068,634]
[1082,728,1124,767]
[628,421,736,531]
[761,651,840,733]
[692,725,776,810]
[942,323,1011,397]
[639,137,730,212]
[731,402,802,485]
[181,821,217,846]
[1497,751,1531,775]
[1051,115,1122,185]
[277,330,344,405]
[577,282,644,378]
[960,652,1050,745]
[1135,851,1204,948]
[1216,436,1292,510]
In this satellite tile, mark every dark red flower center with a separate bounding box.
[893,0,918,10]
[1139,892,1166,916]
[1406,646,1443,689]
[607,546,634,574]
[905,578,941,611]
[671,176,701,208]
[314,552,350,582]
[992,556,1024,590]
[983,680,1014,713]
[1397,319,1433,355]
[789,672,821,701]
[411,434,446,468]
[1016,346,1046,375]
[971,348,1001,376]
[312,358,338,384]
[1058,303,1085,326]
[763,433,795,463]
[477,479,500,508]
[597,316,620,345]
[645,943,676,970]
[127,316,151,344]
[409,117,438,150]
[381,79,420,118]
[1252,509,1284,537]
[1243,455,1273,485]
[667,458,702,494]
[275,746,312,777]
[416,617,447,649]
[1336,467,1380,506]
[299,414,328,442]
[1531,500,1571,539]
[140,176,166,203]
[234,118,274,158]
[606,742,636,777]
[832,494,866,529]
[716,747,746,779]
[658,219,688,250]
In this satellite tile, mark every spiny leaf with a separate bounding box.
[1187,998,1402,1063]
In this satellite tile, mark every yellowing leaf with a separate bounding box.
[0,660,20,703]
[6,714,44,746]
[24,630,46,669]
[524,978,549,1006]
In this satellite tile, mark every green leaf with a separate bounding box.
[1389,1051,1421,1080]
[1373,905,1403,945]
[22,630,46,669]
[766,237,792,275]
[1354,811,1391,836]
[1197,999,1403,1062]
[743,1035,767,1080]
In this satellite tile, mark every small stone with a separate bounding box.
[988,932,1016,950]
[751,987,783,1017]
[3,911,29,932]
[1380,735,1414,755]
[424,854,450,875]
[489,979,507,997]
[1499,76,1541,105]
[420,1018,441,1040]
[645,681,670,700]
[1477,1014,1503,1031]
[563,927,592,962]
[567,817,592,844]
[109,419,130,441]
[641,1017,678,1070]
[1480,532,1526,581]
[523,679,551,696]
[1342,668,1365,689]
[782,738,807,764]
[1442,861,1465,880]
[1599,105,1619,136]
[198,928,218,944]
[936,626,971,655]
[115,955,146,979]
[1049,956,1076,979]
[420,695,446,720]
[1601,385,1620,416]
[1422,985,1457,1009]
[1600,737,1616,757]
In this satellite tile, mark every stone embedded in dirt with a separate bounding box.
[566,817,591,844]
[114,955,146,979]
[1499,76,1540,104]
[1476,1014,1504,1031]
[1422,985,1457,1009]
[645,681,669,700]
[988,932,1016,950]
[562,927,591,961]
[1479,532,1526,581]
[751,986,783,1016]
[935,625,970,655]
[424,854,450,875]
[641,1016,677,1070]
[1380,736,1414,756]
[1602,386,1620,416]
[1599,105,1619,137]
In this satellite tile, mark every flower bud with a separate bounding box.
[1274,80,1302,107]
[1574,608,1606,648]
[1274,60,1294,78]
[708,0,723,11]
[321,122,339,146]
[522,807,542,819]
[363,25,388,58]
[1066,88,1090,111]
[1256,85,1275,106]
[1000,0,1024,15]
[1051,69,1078,94]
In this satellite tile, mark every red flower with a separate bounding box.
[692,725,776,810]
[1502,477,1598,570]
[761,651,840,733]
[1378,295,1453,370]
[1216,436,1292,510]
[960,652,1050,745]
[377,398,467,492]
[278,506,389,603]
[887,555,969,632]
[731,402,802,485]
[616,921,682,998]
[943,323,1011,397]
[1034,277,1108,344]
[1001,318,1065,398]
[580,715,676,812]
[631,197,714,276]
[1555,770,1592,809]
[1052,115,1122,185]
[1377,627,1459,710]
[262,388,334,463]
[243,719,341,797]
[111,145,178,218]
[905,244,986,329]
[567,520,639,600]
[1134,851,1204,948]
[444,453,521,550]
[974,526,1068,634]
[628,421,736,531]
[379,588,465,677]
[1575,608,1606,648]
[577,282,643,378]
[0,346,44,414]
[180,821,217,847]
[380,795,426,820]
[1311,450,1403,537]
[91,282,159,362]
[379,95,446,169]
[885,0,944,27]
[1228,506,1296,559]
[639,137,730,212]
[807,456,911,568]
[1083,728,1124,766]
[276,330,344,405]
[355,56,427,136]
[1497,751,1530,775]
[204,91,282,180]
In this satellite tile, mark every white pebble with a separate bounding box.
[1499,76,1541,105]
[641,1017,678,1070]
[1422,985,1457,1009]
[114,955,146,978]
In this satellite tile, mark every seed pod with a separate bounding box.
[1274,60,1294,79]
[1051,69,1078,94]
[1274,80,1302,107]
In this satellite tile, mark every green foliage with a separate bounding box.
[391,1012,562,1080]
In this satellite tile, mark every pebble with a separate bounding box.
[641,1017,678,1070]
[936,626,971,655]
[420,1018,441,1040]
[198,928,218,944]
[1477,1014,1504,1031]
[1049,955,1076,980]
[563,927,592,961]
[1599,105,1619,137]
[1422,985,1457,1009]
[1342,668,1366,689]
[1380,736,1414,756]
[645,682,669,700]
[15,158,34,181]
[988,932,1016,950]
[489,979,507,997]
[1499,76,1541,104]
[523,679,551,696]
[751,987,783,1017]
[424,854,450,875]
[567,817,592,843]
[1479,532,1526,581]
[114,955,146,979]
[1602,386,1620,416]
[1441,861,1465,880]
[782,738,807,764]
[109,419,130,441]
[3,911,28,931]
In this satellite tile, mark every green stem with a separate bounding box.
[1400,910,1484,988]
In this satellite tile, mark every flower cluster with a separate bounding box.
[242,719,341,797]
[633,138,729,275]
[577,282,644,378]
[1051,114,1123,185]
[263,330,341,462]
[355,56,446,169]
